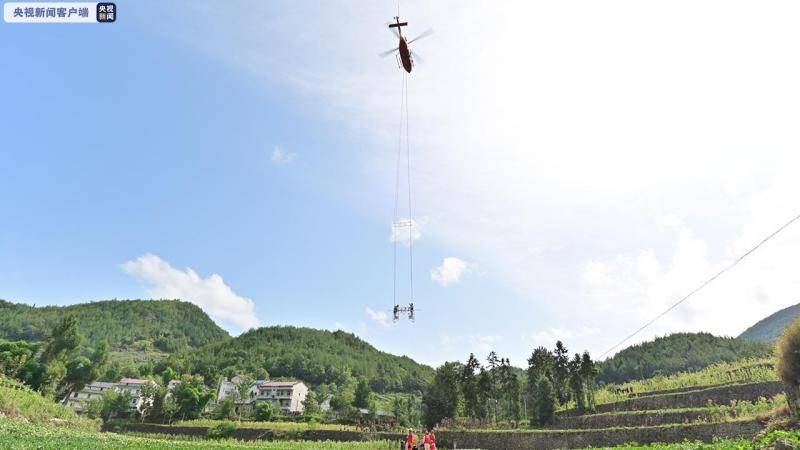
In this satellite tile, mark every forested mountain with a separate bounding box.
[597,332,772,385]
[171,326,433,393]
[738,302,800,343]
[0,299,230,352]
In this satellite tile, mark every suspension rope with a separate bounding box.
[405,74,413,302]
[392,72,405,308]
[599,211,800,359]
[393,72,414,310]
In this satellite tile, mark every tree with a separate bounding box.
[213,398,236,420]
[422,362,461,428]
[101,389,132,420]
[59,341,109,400]
[40,315,83,364]
[254,401,275,421]
[137,381,161,421]
[534,377,556,425]
[85,397,103,419]
[353,378,372,410]
[461,353,481,419]
[172,374,215,420]
[234,375,254,420]
[568,353,585,412]
[777,318,800,416]
[497,358,521,422]
[552,341,570,405]
[476,368,493,421]
[579,351,597,411]
[0,340,39,378]
[302,390,322,417]
[526,347,554,420]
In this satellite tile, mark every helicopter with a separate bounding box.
[380,16,433,73]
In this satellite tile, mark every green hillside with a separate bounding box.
[597,332,773,385]
[738,302,800,343]
[0,299,230,352]
[174,326,433,393]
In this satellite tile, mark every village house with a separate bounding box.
[63,378,159,416]
[63,381,116,413]
[215,376,308,415]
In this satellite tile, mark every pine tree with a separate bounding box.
[568,353,585,412]
[552,341,570,405]
[535,376,556,425]
[526,347,554,421]
[579,351,597,411]
[461,353,481,419]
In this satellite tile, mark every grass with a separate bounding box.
[0,376,99,431]
[0,419,398,449]
[596,358,778,405]
[605,429,800,449]
[170,419,358,431]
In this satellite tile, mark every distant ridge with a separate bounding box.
[176,325,434,394]
[597,332,772,384]
[0,299,230,352]
[738,302,800,343]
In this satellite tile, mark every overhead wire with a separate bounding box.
[599,211,800,359]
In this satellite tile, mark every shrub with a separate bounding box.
[254,401,276,422]
[206,421,236,439]
[212,398,235,420]
[776,318,800,417]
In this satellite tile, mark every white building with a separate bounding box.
[64,381,117,413]
[64,378,157,416]
[117,377,155,412]
[254,380,308,414]
[216,377,308,415]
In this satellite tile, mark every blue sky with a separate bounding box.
[4,1,800,367]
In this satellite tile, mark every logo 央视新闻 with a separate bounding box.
[96,2,115,22]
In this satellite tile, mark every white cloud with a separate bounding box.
[525,326,598,347]
[431,257,474,286]
[270,146,296,164]
[365,307,392,328]
[472,335,503,354]
[581,192,800,354]
[440,333,504,358]
[122,254,259,332]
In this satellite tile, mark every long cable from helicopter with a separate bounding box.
[393,72,414,309]
[599,210,800,359]
[405,74,413,302]
[392,72,406,309]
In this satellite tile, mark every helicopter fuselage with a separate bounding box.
[398,37,412,73]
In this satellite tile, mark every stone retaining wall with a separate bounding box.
[561,381,784,416]
[550,409,713,429]
[438,420,762,450]
[105,422,405,443]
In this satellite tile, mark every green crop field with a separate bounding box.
[0,419,397,450]
[168,419,358,432]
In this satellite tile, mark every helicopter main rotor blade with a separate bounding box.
[379,47,399,58]
[408,28,434,45]
[385,22,401,39]
[410,50,424,64]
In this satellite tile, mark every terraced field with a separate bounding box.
[434,359,789,449]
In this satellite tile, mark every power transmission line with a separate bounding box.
[599,211,800,359]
